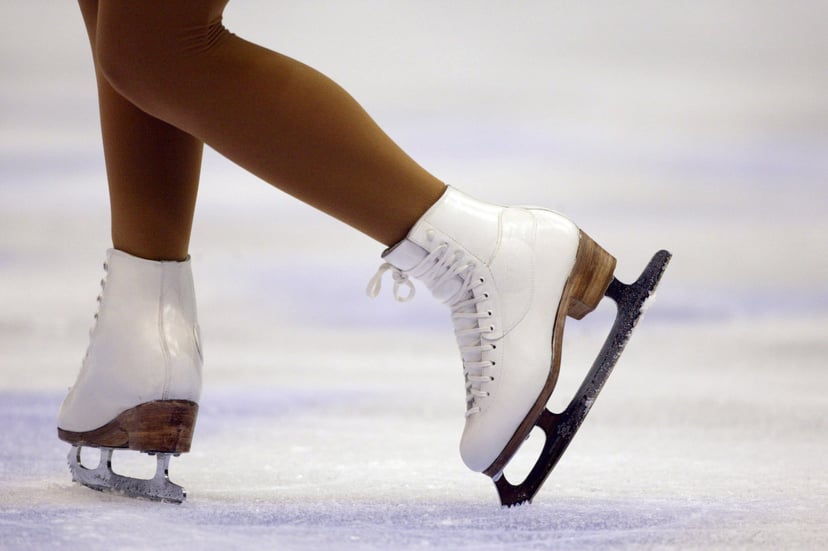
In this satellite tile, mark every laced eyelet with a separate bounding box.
[370,237,500,417]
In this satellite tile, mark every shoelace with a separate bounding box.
[367,241,496,416]
[92,261,108,329]
[69,261,109,391]
[84,261,108,362]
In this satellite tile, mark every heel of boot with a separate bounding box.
[59,400,199,453]
[566,231,617,320]
[122,400,198,453]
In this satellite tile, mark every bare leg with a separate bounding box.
[94,0,446,247]
[79,0,204,261]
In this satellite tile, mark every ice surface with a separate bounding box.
[2,1,827,549]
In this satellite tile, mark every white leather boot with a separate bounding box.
[57,249,202,454]
[367,187,616,474]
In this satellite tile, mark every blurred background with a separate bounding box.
[1,1,826,549]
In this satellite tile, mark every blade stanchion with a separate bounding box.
[67,445,187,503]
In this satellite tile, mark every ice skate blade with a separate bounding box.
[67,445,187,503]
[492,249,671,507]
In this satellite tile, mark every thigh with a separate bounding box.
[96,0,230,56]
[98,0,229,26]
[77,0,98,48]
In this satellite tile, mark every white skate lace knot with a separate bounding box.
[367,242,497,416]
[366,263,416,302]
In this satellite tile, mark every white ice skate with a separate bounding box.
[57,249,203,503]
[368,187,670,505]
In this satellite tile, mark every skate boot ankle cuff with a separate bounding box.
[109,248,191,265]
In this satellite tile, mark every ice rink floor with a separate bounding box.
[2,1,827,549]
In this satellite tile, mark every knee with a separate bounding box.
[95,6,207,120]
[95,26,171,112]
[95,14,229,125]
[95,2,231,126]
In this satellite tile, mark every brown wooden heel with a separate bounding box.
[58,400,198,454]
[120,400,198,453]
[566,231,617,320]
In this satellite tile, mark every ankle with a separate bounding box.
[112,241,189,262]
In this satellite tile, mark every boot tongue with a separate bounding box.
[383,239,464,303]
[381,239,427,271]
